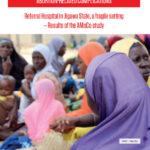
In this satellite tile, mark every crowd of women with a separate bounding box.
[0,34,150,150]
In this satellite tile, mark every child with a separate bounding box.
[24,79,66,144]
[0,76,16,125]
[37,72,67,109]
[60,75,78,97]
[0,75,18,140]
[18,64,36,123]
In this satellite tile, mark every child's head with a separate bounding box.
[24,65,36,83]
[0,75,16,96]
[60,75,78,94]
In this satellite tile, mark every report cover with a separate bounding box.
[0,0,150,150]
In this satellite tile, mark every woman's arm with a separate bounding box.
[50,113,100,133]
[73,113,100,127]
[59,58,74,77]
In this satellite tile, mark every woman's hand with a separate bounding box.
[50,115,75,133]
[59,58,75,77]
[2,56,13,75]
[66,58,75,65]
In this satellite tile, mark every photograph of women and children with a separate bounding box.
[0,34,150,150]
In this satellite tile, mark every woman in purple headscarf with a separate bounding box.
[71,52,150,150]
[51,52,150,150]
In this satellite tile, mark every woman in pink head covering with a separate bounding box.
[24,79,66,143]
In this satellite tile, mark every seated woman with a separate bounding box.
[51,42,106,141]
[48,36,74,77]
[37,72,67,109]
[0,37,28,90]
[51,52,150,150]
[24,79,66,144]
[22,44,66,108]
[110,38,150,86]
[67,42,106,117]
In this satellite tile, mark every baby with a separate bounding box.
[0,75,16,126]
[0,76,17,128]
[18,64,36,123]
[0,75,28,140]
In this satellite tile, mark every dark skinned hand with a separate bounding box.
[2,56,13,75]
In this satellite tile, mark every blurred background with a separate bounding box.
[0,34,133,64]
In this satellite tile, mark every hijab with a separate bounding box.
[60,75,78,94]
[31,44,57,99]
[96,36,107,48]
[67,42,106,117]
[36,72,66,107]
[0,37,28,90]
[78,42,106,66]
[71,52,150,150]
[110,38,146,55]
[48,37,65,74]
[24,79,66,142]
[106,35,123,51]
[135,34,150,54]
[110,38,150,87]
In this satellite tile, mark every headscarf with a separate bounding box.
[78,42,106,66]
[37,72,66,107]
[48,37,65,74]
[31,44,57,99]
[110,38,150,87]
[0,37,28,90]
[135,34,150,54]
[96,36,107,48]
[60,75,78,94]
[111,38,147,55]
[106,35,123,51]
[71,52,150,150]
[67,42,106,117]
[24,79,66,142]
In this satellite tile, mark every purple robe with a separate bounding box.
[71,52,150,150]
